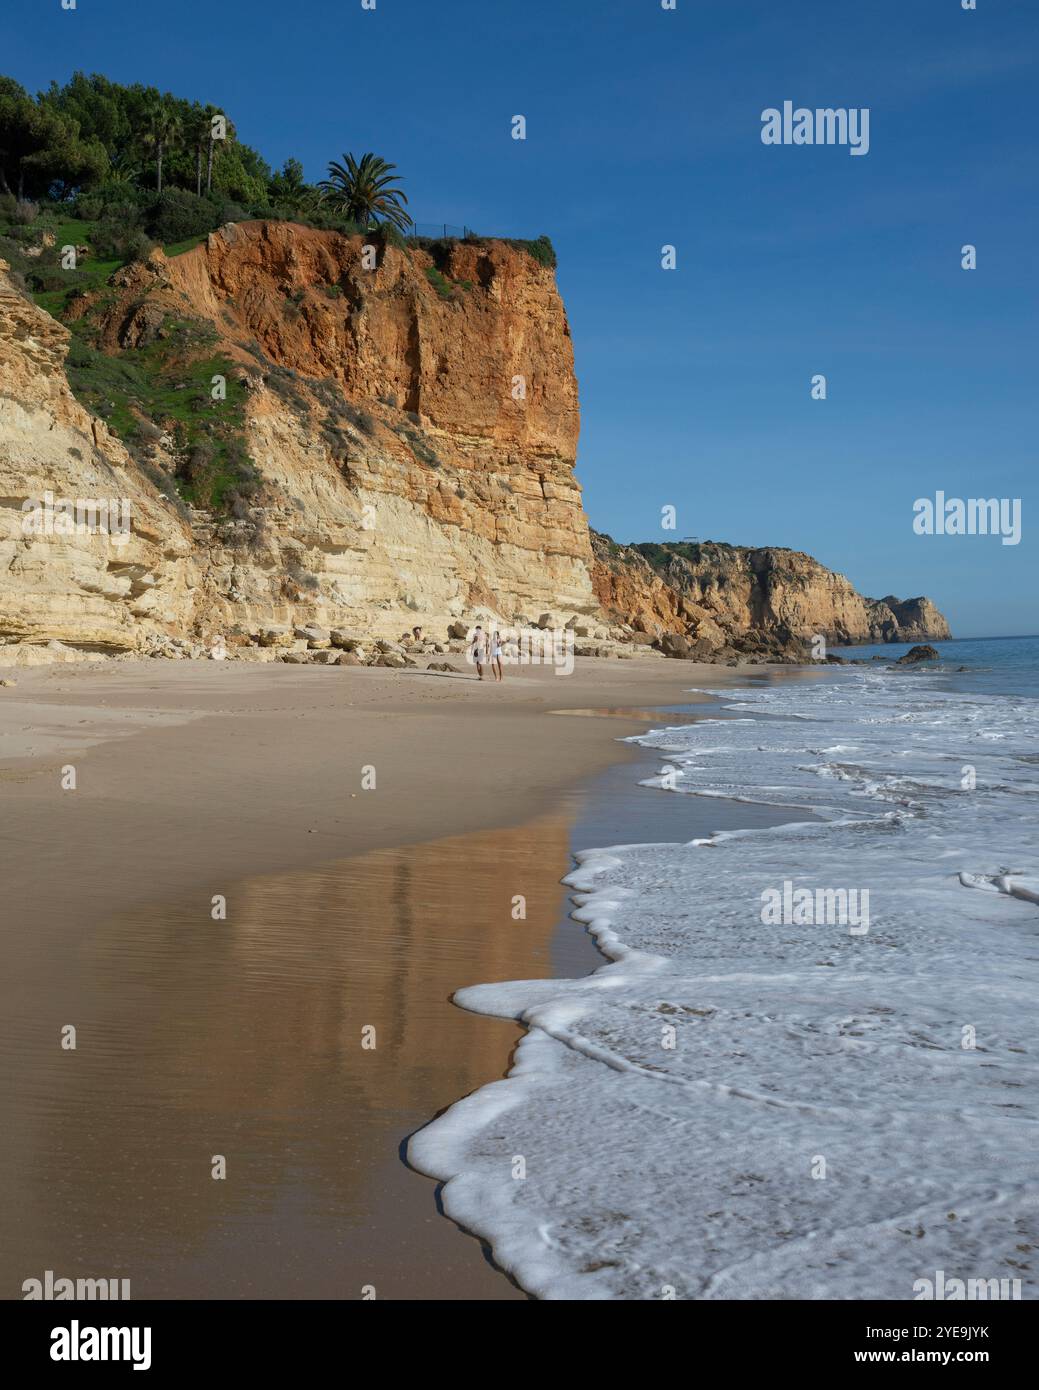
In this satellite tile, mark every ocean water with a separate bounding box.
[832,634,1039,700]
[411,638,1039,1300]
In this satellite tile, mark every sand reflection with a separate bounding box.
[1,815,577,1299]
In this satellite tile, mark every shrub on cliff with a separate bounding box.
[341,403,377,437]
[10,197,38,224]
[73,182,148,220]
[298,207,365,236]
[215,199,248,225]
[466,232,556,270]
[371,220,407,252]
[425,265,456,301]
[90,209,155,262]
[523,235,557,269]
[144,189,223,243]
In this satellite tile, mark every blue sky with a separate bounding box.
[8,0,1037,636]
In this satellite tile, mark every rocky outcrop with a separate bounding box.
[591,534,950,658]
[867,595,951,644]
[590,535,687,636]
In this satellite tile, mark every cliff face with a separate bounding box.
[869,594,952,644]
[0,260,195,651]
[0,223,949,663]
[592,535,950,657]
[146,222,592,634]
[1,223,594,656]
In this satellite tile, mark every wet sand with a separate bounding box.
[0,656,812,1299]
[3,815,594,1299]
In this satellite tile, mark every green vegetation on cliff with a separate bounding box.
[0,71,556,268]
[65,313,259,512]
[634,540,738,570]
[0,69,557,520]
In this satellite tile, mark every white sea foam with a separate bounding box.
[409,671,1039,1300]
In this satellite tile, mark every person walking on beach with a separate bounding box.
[470,625,487,680]
[491,631,504,682]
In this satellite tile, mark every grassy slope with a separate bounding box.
[1,208,255,511]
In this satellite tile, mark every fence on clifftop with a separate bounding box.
[406,222,476,241]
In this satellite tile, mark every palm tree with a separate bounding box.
[140,94,180,195]
[187,104,210,197]
[202,105,223,195]
[107,146,144,185]
[318,152,411,232]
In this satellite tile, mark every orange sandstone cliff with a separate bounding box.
[0,222,949,663]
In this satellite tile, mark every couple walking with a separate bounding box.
[469,626,504,681]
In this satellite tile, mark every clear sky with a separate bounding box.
[7,0,1037,637]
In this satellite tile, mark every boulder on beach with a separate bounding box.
[655,632,718,661]
[294,624,330,647]
[656,633,691,658]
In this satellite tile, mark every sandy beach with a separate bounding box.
[0,654,753,896]
[0,653,772,1299]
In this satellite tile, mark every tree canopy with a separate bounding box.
[0,72,273,206]
[0,76,108,198]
